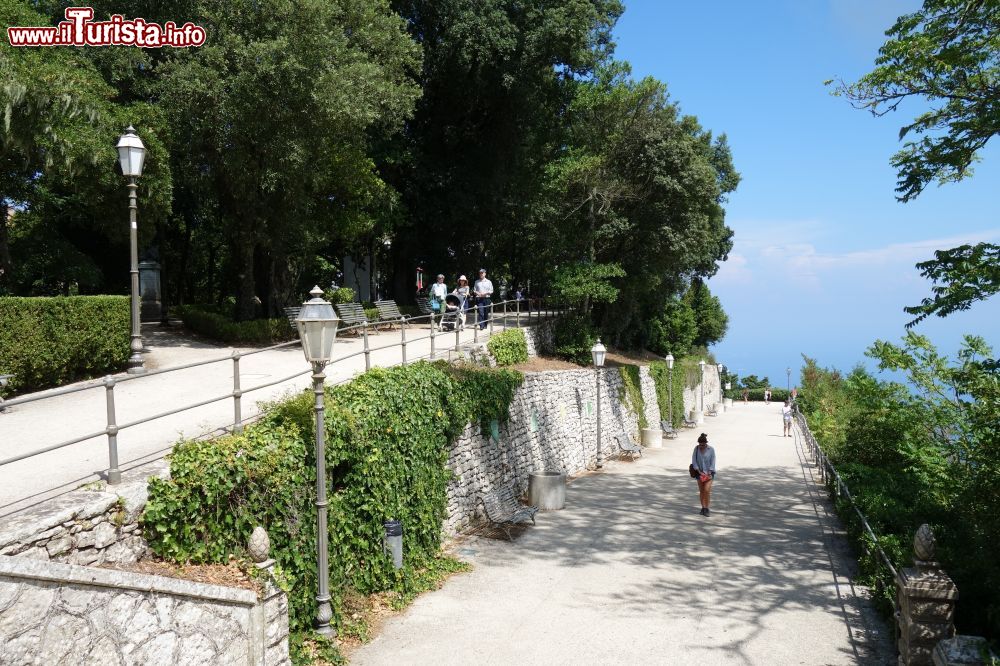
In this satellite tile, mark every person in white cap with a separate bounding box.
[474,268,493,330]
[453,275,471,320]
[429,273,448,313]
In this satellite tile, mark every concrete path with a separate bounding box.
[0,315,527,518]
[352,403,893,666]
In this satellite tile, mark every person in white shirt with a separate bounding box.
[782,400,793,437]
[691,433,717,516]
[429,274,448,313]
[473,268,493,330]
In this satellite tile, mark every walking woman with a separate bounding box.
[691,433,716,516]
[782,400,793,437]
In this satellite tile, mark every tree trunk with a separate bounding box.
[0,202,13,288]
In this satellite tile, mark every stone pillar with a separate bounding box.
[897,524,958,666]
[932,636,998,666]
[249,526,291,666]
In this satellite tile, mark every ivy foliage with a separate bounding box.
[144,361,523,633]
[0,296,129,394]
[487,328,528,366]
[617,364,647,430]
[649,359,687,428]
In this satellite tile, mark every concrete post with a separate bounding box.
[896,524,958,666]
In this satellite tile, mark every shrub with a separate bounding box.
[174,304,295,345]
[323,287,356,305]
[487,329,528,366]
[553,313,597,365]
[724,387,791,402]
[144,362,523,633]
[0,296,129,394]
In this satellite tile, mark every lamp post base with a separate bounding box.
[126,353,146,374]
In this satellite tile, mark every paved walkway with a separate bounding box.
[0,315,526,517]
[352,403,893,666]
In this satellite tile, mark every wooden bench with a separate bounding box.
[374,299,408,329]
[614,432,643,461]
[477,487,539,541]
[283,307,301,332]
[334,303,369,334]
[415,296,433,316]
[660,419,679,440]
[682,413,698,428]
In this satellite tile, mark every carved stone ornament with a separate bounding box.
[914,523,936,563]
[248,526,270,563]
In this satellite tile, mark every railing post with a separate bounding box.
[455,317,461,352]
[430,315,436,360]
[363,324,371,372]
[489,301,494,336]
[516,297,521,328]
[400,318,407,365]
[474,304,479,343]
[232,352,243,434]
[104,376,121,485]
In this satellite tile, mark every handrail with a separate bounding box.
[0,295,565,491]
[795,411,898,580]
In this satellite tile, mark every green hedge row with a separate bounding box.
[649,359,689,428]
[487,328,528,366]
[724,387,792,402]
[144,361,524,634]
[174,304,296,345]
[0,296,129,394]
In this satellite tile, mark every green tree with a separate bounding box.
[646,296,696,356]
[684,278,728,348]
[904,242,1000,327]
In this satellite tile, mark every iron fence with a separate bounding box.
[0,296,566,488]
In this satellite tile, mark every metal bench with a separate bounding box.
[660,419,679,440]
[374,299,408,329]
[0,374,14,413]
[614,432,643,461]
[415,296,433,316]
[707,403,719,417]
[682,413,698,428]
[477,487,539,541]
[334,303,369,334]
[283,307,301,332]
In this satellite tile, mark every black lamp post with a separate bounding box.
[296,286,340,636]
[116,126,147,374]
[665,353,674,429]
[591,339,606,469]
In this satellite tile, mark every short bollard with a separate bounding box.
[383,520,403,570]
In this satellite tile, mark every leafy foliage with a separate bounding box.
[551,262,625,306]
[0,296,128,394]
[552,312,599,365]
[144,362,522,633]
[173,305,295,345]
[617,364,647,429]
[800,334,1000,639]
[645,297,697,357]
[649,357,695,428]
[487,328,528,366]
[905,242,1000,327]
[834,0,1000,202]
[724,387,791,403]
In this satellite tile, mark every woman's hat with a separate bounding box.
[458,275,467,281]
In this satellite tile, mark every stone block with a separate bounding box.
[933,635,999,666]
[92,521,118,549]
[900,617,952,645]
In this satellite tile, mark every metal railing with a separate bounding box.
[0,296,565,488]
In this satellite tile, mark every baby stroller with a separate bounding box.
[439,293,466,332]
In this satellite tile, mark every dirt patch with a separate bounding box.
[99,558,262,594]
[512,356,584,372]
[604,349,662,366]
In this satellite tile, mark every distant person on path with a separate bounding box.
[454,275,470,312]
[782,400,793,437]
[764,387,771,405]
[691,433,716,516]
[474,268,493,330]
[429,274,448,313]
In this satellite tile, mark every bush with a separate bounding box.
[144,362,523,634]
[323,287,356,305]
[487,329,528,366]
[0,296,129,394]
[174,304,295,345]
[553,313,597,365]
[724,387,791,402]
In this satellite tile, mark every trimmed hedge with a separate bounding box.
[487,328,528,366]
[174,304,296,345]
[0,296,129,394]
[725,387,792,402]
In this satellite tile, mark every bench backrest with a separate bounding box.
[375,299,404,321]
[415,296,432,315]
[660,420,674,432]
[335,303,369,327]
[283,307,301,332]
[478,487,520,520]
[615,433,640,451]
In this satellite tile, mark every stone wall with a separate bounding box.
[639,366,659,428]
[444,366,647,534]
[0,555,289,665]
[523,319,556,358]
[0,468,162,567]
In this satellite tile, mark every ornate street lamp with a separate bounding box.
[665,353,674,429]
[717,363,725,407]
[698,359,706,424]
[592,339,607,469]
[117,126,147,374]
[296,286,340,636]
[786,367,791,392]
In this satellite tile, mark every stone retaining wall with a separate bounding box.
[0,555,289,665]
[445,366,646,534]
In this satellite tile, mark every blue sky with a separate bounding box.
[613,0,999,386]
